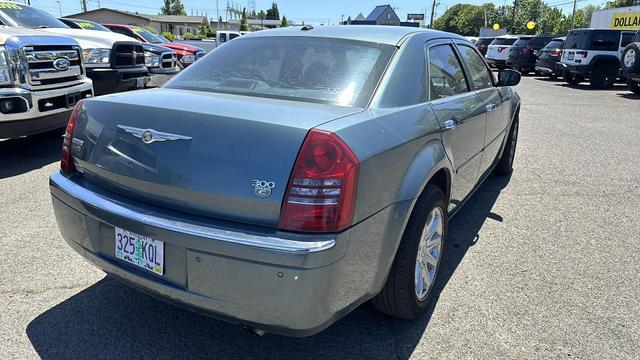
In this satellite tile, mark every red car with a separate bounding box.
[103,24,205,68]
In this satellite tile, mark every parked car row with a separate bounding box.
[475,29,640,95]
[0,2,239,139]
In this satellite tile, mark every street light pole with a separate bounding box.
[430,0,437,29]
[511,0,517,34]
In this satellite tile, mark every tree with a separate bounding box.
[281,15,288,27]
[265,2,280,20]
[240,7,250,31]
[605,0,640,8]
[160,0,186,16]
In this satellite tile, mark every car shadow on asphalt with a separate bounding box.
[25,176,509,360]
[0,131,62,180]
[554,82,630,91]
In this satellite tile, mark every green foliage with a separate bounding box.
[142,25,158,34]
[605,0,640,8]
[281,15,288,27]
[265,2,280,20]
[434,1,605,36]
[183,32,195,40]
[161,31,175,41]
[197,34,206,39]
[240,7,250,31]
[160,0,186,16]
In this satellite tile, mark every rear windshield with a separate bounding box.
[491,38,517,46]
[566,30,620,50]
[528,36,553,47]
[512,37,532,47]
[476,38,495,45]
[165,37,395,107]
[544,40,564,49]
[0,3,68,28]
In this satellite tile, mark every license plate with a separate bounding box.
[136,77,145,88]
[115,227,164,275]
[567,52,574,60]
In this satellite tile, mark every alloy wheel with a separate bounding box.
[414,207,444,301]
[625,50,636,69]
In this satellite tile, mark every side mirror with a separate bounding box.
[497,69,521,87]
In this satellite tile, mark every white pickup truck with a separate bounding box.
[0,26,93,138]
[0,2,149,96]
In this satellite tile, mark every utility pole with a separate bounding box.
[484,10,488,27]
[57,0,62,16]
[429,0,437,29]
[570,0,577,29]
[511,0,517,34]
[81,0,87,12]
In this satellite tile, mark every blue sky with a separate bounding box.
[23,0,604,25]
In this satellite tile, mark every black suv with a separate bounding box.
[621,31,640,94]
[535,37,565,79]
[559,29,636,89]
[507,35,557,74]
[474,37,496,56]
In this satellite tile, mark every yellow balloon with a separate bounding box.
[527,21,536,30]
[493,23,500,31]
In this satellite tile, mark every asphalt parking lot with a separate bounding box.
[1,76,639,359]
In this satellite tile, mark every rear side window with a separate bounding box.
[491,38,517,46]
[528,37,552,48]
[544,40,564,49]
[457,45,493,90]
[621,32,635,47]
[590,31,620,51]
[428,44,469,100]
[513,37,532,47]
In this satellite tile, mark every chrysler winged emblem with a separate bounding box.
[117,125,192,144]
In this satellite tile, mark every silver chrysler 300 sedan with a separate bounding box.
[50,26,521,337]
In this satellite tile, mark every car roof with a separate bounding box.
[241,25,464,46]
[103,23,135,29]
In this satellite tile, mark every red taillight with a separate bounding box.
[60,100,83,174]
[497,47,506,53]
[577,50,588,58]
[522,46,532,55]
[549,50,562,57]
[476,44,487,51]
[278,129,359,233]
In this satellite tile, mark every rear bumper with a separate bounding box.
[558,63,590,75]
[87,67,149,96]
[506,57,535,69]
[535,59,561,75]
[49,171,409,336]
[0,80,93,138]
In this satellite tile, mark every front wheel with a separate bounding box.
[628,79,640,94]
[494,117,519,176]
[372,185,447,319]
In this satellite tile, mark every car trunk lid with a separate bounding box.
[71,89,362,226]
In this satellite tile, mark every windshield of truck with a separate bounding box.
[0,3,68,29]
[132,27,165,43]
[165,37,395,107]
[66,19,111,32]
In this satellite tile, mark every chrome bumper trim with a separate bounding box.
[50,172,336,254]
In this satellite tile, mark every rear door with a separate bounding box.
[454,42,508,177]
[427,40,486,212]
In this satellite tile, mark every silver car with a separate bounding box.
[50,26,521,337]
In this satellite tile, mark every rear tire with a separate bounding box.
[372,185,448,320]
[622,43,640,74]
[494,116,519,176]
[590,66,617,89]
[628,79,640,95]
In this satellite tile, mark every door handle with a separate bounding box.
[443,119,457,131]
[485,103,497,112]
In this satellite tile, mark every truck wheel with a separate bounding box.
[372,184,448,320]
[628,79,640,95]
[622,43,640,74]
[494,116,519,176]
[563,71,583,85]
[590,66,617,89]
